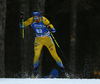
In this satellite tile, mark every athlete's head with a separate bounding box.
[33,11,40,23]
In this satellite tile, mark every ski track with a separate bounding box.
[0,78,100,84]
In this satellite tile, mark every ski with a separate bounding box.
[31,69,70,78]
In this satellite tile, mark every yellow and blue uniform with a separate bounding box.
[23,16,64,68]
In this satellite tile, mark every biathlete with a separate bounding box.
[20,11,69,78]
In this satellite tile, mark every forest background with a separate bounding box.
[0,0,100,78]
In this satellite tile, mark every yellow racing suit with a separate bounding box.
[24,16,64,68]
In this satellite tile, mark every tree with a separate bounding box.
[69,0,78,77]
[0,0,7,77]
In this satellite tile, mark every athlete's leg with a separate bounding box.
[33,37,43,68]
[44,37,64,68]
[44,37,70,78]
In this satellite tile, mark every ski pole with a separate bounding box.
[22,19,24,39]
[20,12,25,39]
[47,25,68,63]
[50,32,60,48]
[50,32,69,64]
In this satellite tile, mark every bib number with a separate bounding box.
[36,29,43,33]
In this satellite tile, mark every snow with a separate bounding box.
[0,78,100,84]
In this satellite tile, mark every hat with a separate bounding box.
[33,11,40,16]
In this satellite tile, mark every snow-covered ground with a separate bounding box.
[0,78,100,84]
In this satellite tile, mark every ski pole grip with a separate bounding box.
[20,12,24,18]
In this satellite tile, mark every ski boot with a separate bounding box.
[60,67,70,78]
[31,68,39,78]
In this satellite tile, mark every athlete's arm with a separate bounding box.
[23,17,33,27]
[24,17,33,27]
[42,16,56,33]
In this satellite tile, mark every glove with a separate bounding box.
[47,26,56,33]
[51,28,56,33]
[19,21,23,28]
[19,18,24,28]
[19,12,24,28]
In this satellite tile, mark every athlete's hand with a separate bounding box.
[47,26,52,31]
